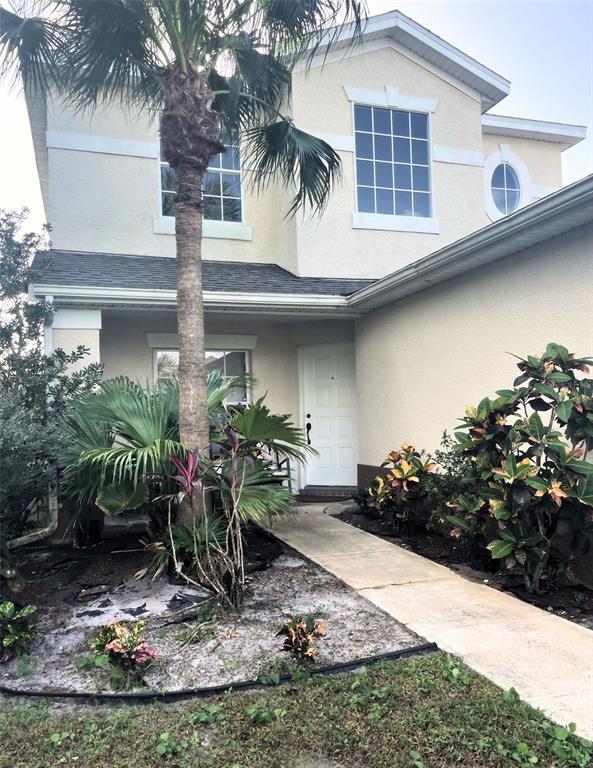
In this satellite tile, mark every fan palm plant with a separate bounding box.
[60,371,245,512]
[0,0,364,456]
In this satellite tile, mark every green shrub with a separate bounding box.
[0,210,101,570]
[423,432,474,529]
[61,377,312,609]
[448,343,593,593]
[0,601,37,662]
[367,443,435,534]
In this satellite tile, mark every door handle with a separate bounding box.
[305,413,312,445]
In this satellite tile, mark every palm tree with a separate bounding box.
[0,0,364,456]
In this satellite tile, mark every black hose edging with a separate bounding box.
[0,642,438,704]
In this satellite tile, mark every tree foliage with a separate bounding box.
[0,209,102,548]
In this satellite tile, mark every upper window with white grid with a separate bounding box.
[354,105,431,218]
[160,137,242,223]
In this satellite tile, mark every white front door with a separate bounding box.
[301,343,357,486]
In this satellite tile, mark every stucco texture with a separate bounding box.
[98,311,355,421]
[482,134,563,190]
[354,222,593,465]
[28,42,569,281]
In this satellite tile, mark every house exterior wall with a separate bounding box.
[97,311,355,421]
[482,133,563,192]
[52,328,101,370]
[27,40,570,280]
[354,221,593,466]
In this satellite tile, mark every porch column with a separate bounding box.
[52,308,102,371]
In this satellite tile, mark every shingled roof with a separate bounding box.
[31,250,374,297]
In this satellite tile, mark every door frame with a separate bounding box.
[297,342,358,490]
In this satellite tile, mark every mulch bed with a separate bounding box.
[3,527,423,694]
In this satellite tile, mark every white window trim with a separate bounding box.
[344,84,438,113]
[153,215,252,240]
[352,211,439,233]
[153,348,252,404]
[157,137,250,239]
[484,145,532,222]
[146,333,257,350]
[350,103,438,234]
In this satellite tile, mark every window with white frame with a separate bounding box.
[491,162,520,215]
[160,137,242,222]
[154,349,248,404]
[354,105,431,218]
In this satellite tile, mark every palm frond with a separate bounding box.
[256,0,366,67]
[243,118,341,215]
[224,396,313,461]
[62,0,163,109]
[0,4,66,94]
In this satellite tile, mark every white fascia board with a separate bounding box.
[349,174,593,309]
[30,283,353,312]
[481,115,587,146]
[309,10,509,110]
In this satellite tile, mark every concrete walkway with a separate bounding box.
[270,505,593,738]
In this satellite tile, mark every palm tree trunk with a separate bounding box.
[175,162,209,454]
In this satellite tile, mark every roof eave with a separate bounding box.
[482,114,587,147]
[29,284,365,317]
[312,10,510,112]
[349,175,593,311]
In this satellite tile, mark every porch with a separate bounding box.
[50,305,361,494]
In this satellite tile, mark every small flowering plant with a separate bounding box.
[89,618,156,689]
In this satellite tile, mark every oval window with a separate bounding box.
[491,162,520,214]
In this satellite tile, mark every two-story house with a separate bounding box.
[26,10,591,492]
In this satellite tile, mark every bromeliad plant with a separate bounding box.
[367,444,435,534]
[447,343,593,593]
[0,601,37,662]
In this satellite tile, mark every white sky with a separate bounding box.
[0,0,591,231]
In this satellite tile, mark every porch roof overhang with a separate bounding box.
[30,284,366,317]
[31,176,593,320]
[349,174,593,311]
[29,256,373,319]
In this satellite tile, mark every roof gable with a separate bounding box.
[308,10,510,112]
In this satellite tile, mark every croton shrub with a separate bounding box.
[368,443,435,534]
[0,601,37,662]
[448,343,593,594]
[85,618,156,689]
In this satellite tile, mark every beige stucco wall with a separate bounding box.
[355,221,593,465]
[482,133,563,191]
[52,328,101,371]
[42,95,299,270]
[28,44,567,279]
[99,310,354,422]
[291,44,490,277]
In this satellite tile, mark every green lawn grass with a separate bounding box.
[0,653,590,768]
